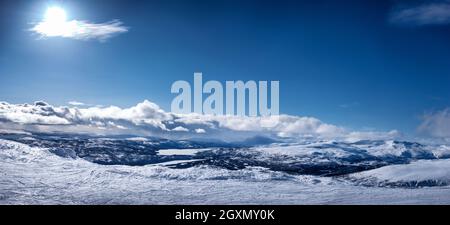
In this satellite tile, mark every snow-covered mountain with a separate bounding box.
[1,132,450,204]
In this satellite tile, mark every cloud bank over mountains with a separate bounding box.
[0,100,403,142]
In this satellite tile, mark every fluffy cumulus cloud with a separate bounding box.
[0,100,399,142]
[390,0,450,26]
[418,108,450,139]
[173,114,347,139]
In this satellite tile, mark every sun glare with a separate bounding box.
[44,7,67,23]
[35,6,77,38]
[31,5,128,40]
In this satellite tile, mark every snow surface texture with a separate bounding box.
[1,135,450,205]
[349,159,450,187]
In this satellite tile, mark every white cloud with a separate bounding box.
[390,1,450,26]
[172,126,189,132]
[418,108,450,139]
[0,100,398,142]
[171,113,347,139]
[68,101,85,106]
[0,101,70,125]
[30,19,128,41]
[195,128,206,134]
[345,130,401,143]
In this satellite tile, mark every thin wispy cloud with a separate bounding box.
[390,0,450,26]
[68,101,85,106]
[418,108,450,139]
[31,19,128,41]
[30,7,128,41]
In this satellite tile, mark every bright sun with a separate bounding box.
[35,6,76,37]
[31,5,127,40]
[44,7,67,23]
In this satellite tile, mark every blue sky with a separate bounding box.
[1,0,450,136]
